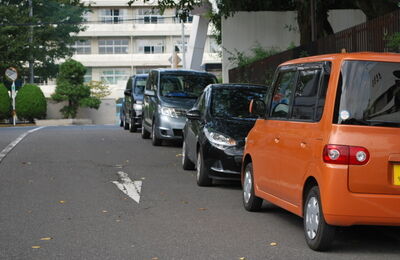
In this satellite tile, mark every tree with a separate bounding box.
[0,83,12,120]
[131,0,399,45]
[51,59,100,119]
[15,84,47,122]
[85,80,111,99]
[0,0,88,83]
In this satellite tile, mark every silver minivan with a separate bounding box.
[142,69,217,146]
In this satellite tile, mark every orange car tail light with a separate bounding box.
[323,145,369,165]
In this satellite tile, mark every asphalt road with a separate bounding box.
[0,125,399,260]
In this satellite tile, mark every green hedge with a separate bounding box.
[0,83,12,120]
[15,84,47,122]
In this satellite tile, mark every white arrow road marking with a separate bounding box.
[0,126,46,164]
[112,171,142,203]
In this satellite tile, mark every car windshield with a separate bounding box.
[211,87,268,119]
[335,61,400,127]
[160,73,216,98]
[134,77,147,95]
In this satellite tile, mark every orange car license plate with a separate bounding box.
[394,165,400,186]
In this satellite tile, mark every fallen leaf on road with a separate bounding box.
[126,160,129,163]
[102,210,108,213]
[176,154,182,157]
[31,246,41,249]
[116,219,121,223]
[198,208,207,211]
[239,257,246,260]
[59,200,66,204]
[270,242,277,246]
[123,197,128,200]
[141,177,146,180]
[40,237,52,241]
[115,165,123,168]
[152,258,159,260]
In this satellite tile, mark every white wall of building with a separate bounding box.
[222,10,366,82]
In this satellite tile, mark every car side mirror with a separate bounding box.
[186,109,201,120]
[145,90,155,96]
[124,89,132,96]
[249,99,266,118]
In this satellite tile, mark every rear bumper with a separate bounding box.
[155,115,185,140]
[129,110,142,126]
[321,166,400,226]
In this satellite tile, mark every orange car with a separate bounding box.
[242,52,400,251]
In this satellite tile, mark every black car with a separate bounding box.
[182,84,268,186]
[121,74,148,132]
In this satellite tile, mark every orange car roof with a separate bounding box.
[280,52,400,66]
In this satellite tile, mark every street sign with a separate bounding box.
[5,67,18,82]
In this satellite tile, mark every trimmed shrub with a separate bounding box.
[0,83,12,120]
[52,59,100,118]
[15,84,47,122]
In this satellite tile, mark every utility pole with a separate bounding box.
[29,0,34,83]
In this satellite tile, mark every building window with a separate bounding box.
[72,39,91,54]
[137,39,165,54]
[174,15,193,23]
[174,38,189,53]
[99,39,129,54]
[99,9,126,24]
[100,69,129,84]
[84,68,92,83]
[137,8,164,24]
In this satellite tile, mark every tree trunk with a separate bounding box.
[296,0,335,45]
[296,0,312,45]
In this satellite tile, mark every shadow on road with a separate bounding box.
[254,201,400,253]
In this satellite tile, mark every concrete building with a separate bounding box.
[40,0,221,99]
[222,10,366,82]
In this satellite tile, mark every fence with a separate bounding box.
[229,9,400,85]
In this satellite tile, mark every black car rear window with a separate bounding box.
[211,87,268,119]
[134,77,147,94]
[334,60,400,127]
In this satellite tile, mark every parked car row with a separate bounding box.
[121,52,400,252]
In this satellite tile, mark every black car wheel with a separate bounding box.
[141,124,150,139]
[151,123,162,146]
[182,139,195,170]
[196,149,212,186]
[304,186,335,251]
[242,162,263,211]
